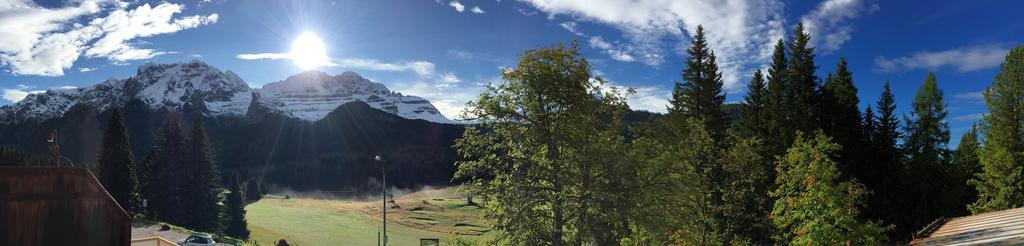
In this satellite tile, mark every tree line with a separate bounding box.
[455,24,1024,244]
[95,110,252,240]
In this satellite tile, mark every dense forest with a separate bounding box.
[454,24,1024,244]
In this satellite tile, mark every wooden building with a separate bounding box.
[0,167,131,246]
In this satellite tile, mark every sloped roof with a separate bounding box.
[910,206,1024,245]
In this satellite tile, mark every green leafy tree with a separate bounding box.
[183,119,223,233]
[224,174,250,240]
[670,25,726,140]
[970,45,1024,214]
[903,72,951,229]
[97,109,141,214]
[454,43,632,245]
[770,131,889,245]
[720,135,773,244]
[948,125,980,216]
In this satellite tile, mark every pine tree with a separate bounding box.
[863,105,876,145]
[820,58,864,176]
[142,115,189,226]
[97,109,141,214]
[784,23,820,134]
[224,174,250,240]
[737,69,767,138]
[871,81,909,238]
[184,119,223,233]
[970,45,1024,214]
[903,72,951,230]
[246,179,263,201]
[765,39,789,156]
[948,125,980,216]
[770,131,889,244]
[670,25,726,140]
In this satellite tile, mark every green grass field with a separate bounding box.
[245,188,491,245]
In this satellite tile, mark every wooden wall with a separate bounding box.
[0,167,131,246]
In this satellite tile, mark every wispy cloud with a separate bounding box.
[78,67,96,72]
[800,0,877,53]
[518,0,787,90]
[559,21,585,36]
[954,91,984,101]
[952,113,984,122]
[237,52,438,77]
[875,44,1010,73]
[588,36,635,62]
[0,1,219,76]
[1,84,47,103]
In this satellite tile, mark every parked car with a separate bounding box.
[179,233,216,246]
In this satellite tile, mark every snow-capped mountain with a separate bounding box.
[255,71,452,123]
[0,60,454,124]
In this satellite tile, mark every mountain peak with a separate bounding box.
[0,63,454,124]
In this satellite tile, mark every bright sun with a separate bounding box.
[290,32,330,70]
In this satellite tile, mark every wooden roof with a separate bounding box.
[910,207,1024,245]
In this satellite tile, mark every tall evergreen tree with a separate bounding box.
[820,58,864,176]
[870,81,909,238]
[765,39,789,155]
[670,25,726,140]
[970,45,1024,214]
[183,119,223,233]
[737,69,768,138]
[97,109,141,214]
[770,131,889,245]
[903,72,951,230]
[783,23,820,134]
[862,105,876,145]
[246,179,263,201]
[224,174,250,240]
[142,115,189,226]
[948,125,980,216]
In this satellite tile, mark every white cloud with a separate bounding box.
[335,59,436,77]
[237,53,290,60]
[952,113,984,122]
[84,4,218,61]
[559,21,584,36]
[238,54,437,77]
[518,0,787,90]
[0,1,219,76]
[800,0,875,53]
[875,44,1009,73]
[2,87,45,103]
[449,1,465,12]
[78,67,96,72]
[447,49,474,60]
[954,91,984,101]
[438,72,461,86]
[589,36,635,62]
[470,6,485,14]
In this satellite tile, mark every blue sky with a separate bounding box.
[2,0,1022,145]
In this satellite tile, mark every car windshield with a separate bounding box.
[189,236,211,243]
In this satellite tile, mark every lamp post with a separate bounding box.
[376,155,387,246]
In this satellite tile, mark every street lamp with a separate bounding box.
[376,155,387,246]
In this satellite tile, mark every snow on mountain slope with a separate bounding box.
[0,60,252,123]
[256,71,453,123]
[0,60,454,124]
